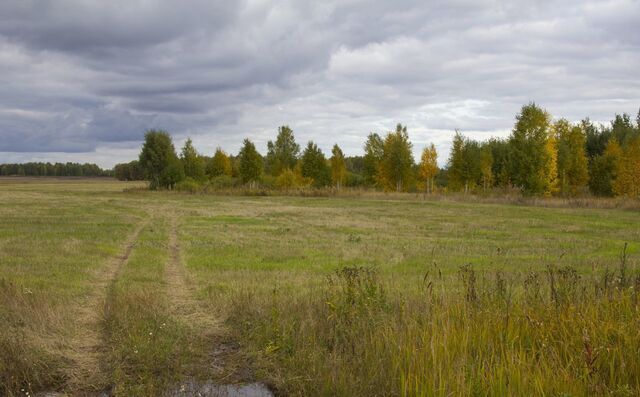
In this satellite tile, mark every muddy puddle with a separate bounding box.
[167,381,274,397]
[36,381,273,397]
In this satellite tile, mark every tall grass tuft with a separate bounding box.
[0,279,69,395]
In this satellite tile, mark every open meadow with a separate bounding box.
[1,178,639,396]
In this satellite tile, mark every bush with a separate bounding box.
[345,172,365,187]
[205,175,239,190]
[260,174,276,189]
[175,177,201,193]
[274,169,311,191]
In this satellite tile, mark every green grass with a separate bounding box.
[1,178,639,396]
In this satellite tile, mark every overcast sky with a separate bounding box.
[1,0,639,168]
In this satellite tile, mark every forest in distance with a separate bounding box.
[2,102,640,198]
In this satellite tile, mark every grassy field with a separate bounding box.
[1,178,639,396]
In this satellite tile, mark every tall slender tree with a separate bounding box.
[448,131,480,192]
[330,144,347,189]
[479,145,493,192]
[363,133,384,187]
[543,133,559,196]
[418,143,438,194]
[180,138,206,181]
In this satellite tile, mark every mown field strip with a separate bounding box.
[63,216,150,392]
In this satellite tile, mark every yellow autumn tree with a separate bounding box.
[206,147,232,178]
[418,143,438,194]
[555,120,589,196]
[542,133,559,196]
[613,137,640,197]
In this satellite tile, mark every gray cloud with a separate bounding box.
[0,0,639,167]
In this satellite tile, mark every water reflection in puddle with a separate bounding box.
[37,381,274,397]
[168,381,274,397]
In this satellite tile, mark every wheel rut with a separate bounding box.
[164,213,274,396]
[63,216,149,392]
[165,213,221,338]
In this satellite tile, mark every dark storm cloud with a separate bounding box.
[0,0,639,167]
[0,0,239,53]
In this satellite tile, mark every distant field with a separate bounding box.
[1,179,639,396]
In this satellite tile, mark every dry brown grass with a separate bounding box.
[0,279,71,393]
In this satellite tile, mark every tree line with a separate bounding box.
[448,104,640,197]
[0,162,110,177]
[129,103,640,197]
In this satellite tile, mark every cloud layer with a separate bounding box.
[1,0,639,167]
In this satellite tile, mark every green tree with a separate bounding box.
[484,138,511,189]
[555,120,589,196]
[0,162,108,177]
[611,113,638,145]
[508,103,557,195]
[238,138,263,187]
[114,160,143,181]
[448,131,481,192]
[180,138,206,181]
[589,138,622,196]
[139,129,184,189]
[583,118,610,159]
[418,143,438,194]
[161,156,186,189]
[206,147,232,178]
[379,124,414,192]
[300,141,330,187]
[330,144,347,189]
[363,133,384,187]
[447,131,466,191]
[266,126,300,176]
